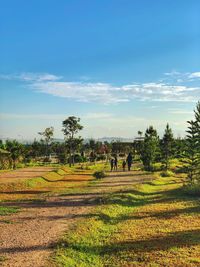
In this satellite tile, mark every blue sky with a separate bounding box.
[0,0,200,140]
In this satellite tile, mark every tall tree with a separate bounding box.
[5,140,23,169]
[185,101,200,183]
[194,101,200,164]
[161,123,174,170]
[62,116,83,166]
[141,126,159,171]
[38,127,54,158]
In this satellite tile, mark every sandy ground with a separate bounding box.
[0,167,56,184]
[0,168,152,267]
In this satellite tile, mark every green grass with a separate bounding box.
[0,206,20,216]
[53,173,200,267]
[54,201,133,267]
[0,255,7,263]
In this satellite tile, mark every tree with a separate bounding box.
[185,102,200,183]
[141,126,159,171]
[38,127,54,158]
[161,123,174,170]
[194,101,200,162]
[62,116,83,166]
[5,140,23,169]
[138,131,143,138]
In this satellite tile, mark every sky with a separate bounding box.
[0,0,200,140]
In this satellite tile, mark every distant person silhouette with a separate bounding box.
[110,158,114,172]
[126,153,133,171]
[114,156,118,171]
[122,160,126,171]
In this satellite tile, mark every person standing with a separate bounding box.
[126,153,133,171]
[122,160,126,171]
[114,156,118,171]
[110,158,114,171]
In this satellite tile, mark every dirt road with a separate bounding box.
[0,167,56,184]
[0,169,152,267]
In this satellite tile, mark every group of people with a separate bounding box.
[110,153,133,172]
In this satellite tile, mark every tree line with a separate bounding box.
[0,101,199,187]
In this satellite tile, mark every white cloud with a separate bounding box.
[164,70,200,81]
[0,72,61,82]
[30,80,199,104]
[31,81,129,104]
[19,73,61,82]
[188,72,200,79]
[1,72,200,104]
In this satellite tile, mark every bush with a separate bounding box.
[57,153,68,164]
[183,183,200,196]
[96,154,106,161]
[74,154,87,163]
[93,171,106,179]
[160,170,174,177]
[119,153,126,157]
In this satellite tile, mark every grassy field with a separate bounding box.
[53,169,200,267]
[0,161,200,266]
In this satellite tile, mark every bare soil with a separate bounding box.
[0,168,152,267]
[0,167,56,184]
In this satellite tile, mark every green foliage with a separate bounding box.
[0,206,20,216]
[0,256,7,263]
[38,127,54,157]
[160,170,174,177]
[62,116,83,166]
[141,126,160,171]
[183,182,200,196]
[184,102,200,184]
[161,123,174,170]
[74,154,86,163]
[93,171,106,179]
[96,154,106,161]
[4,140,24,169]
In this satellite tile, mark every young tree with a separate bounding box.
[185,120,199,182]
[194,101,200,163]
[161,123,174,170]
[141,126,159,171]
[62,116,83,166]
[38,127,54,158]
[5,140,24,169]
[185,101,200,183]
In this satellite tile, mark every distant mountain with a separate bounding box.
[1,136,135,144]
[84,137,134,143]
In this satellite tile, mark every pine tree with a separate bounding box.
[161,123,174,170]
[141,126,159,171]
[185,101,200,183]
[185,120,199,183]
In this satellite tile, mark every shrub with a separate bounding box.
[160,170,174,177]
[119,153,126,157]
[183,183,200,196]
[74,154,87,163]
[93,171,106,179]
[96,154,106,161]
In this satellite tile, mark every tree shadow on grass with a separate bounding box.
[0,242,56,254]
[63,229,200,256]
[1,229,199,256]
[108,172,149,178]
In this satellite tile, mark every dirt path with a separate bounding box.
[0,170,152,267]
[0,167,56,184]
